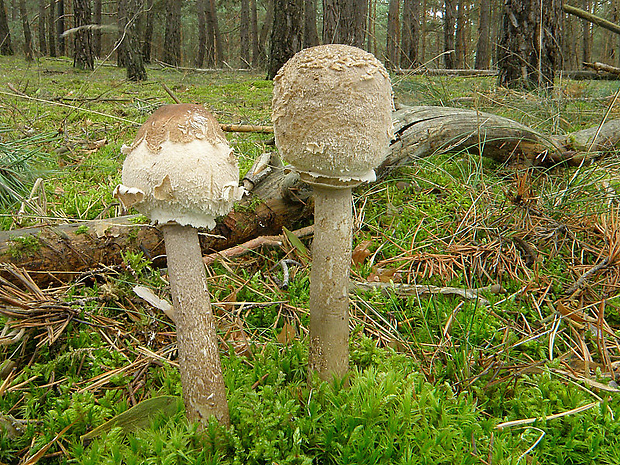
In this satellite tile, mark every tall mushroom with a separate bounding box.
[113,104,243,426]
[272,45,393,380]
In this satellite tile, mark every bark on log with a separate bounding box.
[0,183,309,286]
[1,105,619,285]
[381,106,563,176]
[583,61,620,77]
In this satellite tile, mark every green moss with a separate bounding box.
[7,235,41,259]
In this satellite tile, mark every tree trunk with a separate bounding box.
[385,0,399,69]
[257,0,273,65]
[195,0,206,67]
[322,0,367,47]
[605,0,620,65]
[73,0,94,69]
[19,0,33,60]
[581,0,591,67]
[240,0,250,68]
[475,0,490,68]
[124,0,147,80]
[498,0,563,90]
[614,0,620,67]
[203,0,215,66]
[205,0,222,66]
[267,0,303,80]
[443,0,456,68]
[303,0,319,48]
[563,10,578,70]
[47,0,55,56]
[212,0,223,65]
[57,0,65,55]
[367,0,376,54]
[250,0,260,65]
[163,0,181,66]
[38,0,46,55]
[117,0,127,67]
[93,0,101,57]
[401,0,419,68]
[0,0,13,55]
[420,0,427,62]
[454,0,466,68]
[141,0,153,63]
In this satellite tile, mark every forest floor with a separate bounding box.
[0,55,619,464]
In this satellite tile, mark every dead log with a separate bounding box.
[381,106,563,176]
[379,105,613,175]
[560,70,620,80]
[0,180,309,285]
[583,61,620,77]
[1,105,619,285]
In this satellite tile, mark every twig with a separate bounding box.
[20,419,76,465]
[203,225,314,265]
[353,281,505,305]
[270,259,302,290]
[516,427,545,464]
[154,59,254,73]
[7,82,27,96]
[219,123,273,134]
[0,89,139,125]
[204,236,283,265]
[565,257,610,296]
[159,83,273,133]
[160,83,182,104]
[494,401,599,429]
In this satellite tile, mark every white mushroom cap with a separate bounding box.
[113,104,244,229]
[272,44,394,187]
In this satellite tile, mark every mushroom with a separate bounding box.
[272,45,393,380]
[113,104,244,427]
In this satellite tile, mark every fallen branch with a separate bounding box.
[352,281,505,304]
[563,4,620,36]
[565,257,611,296]
[154,59,254,73]
[219,123,273,134]
[203,225,314,265]
[583,61,620,76]
[495,401,599,430]
[161,83,274,134]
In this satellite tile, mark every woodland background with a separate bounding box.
[1,0,620,77]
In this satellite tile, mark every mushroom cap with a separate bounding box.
[272,44,393,186]
[114,104,243,229]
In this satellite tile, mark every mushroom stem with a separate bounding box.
[308,185,352,380]
[161,223,230,427]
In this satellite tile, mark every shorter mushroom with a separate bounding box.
[114,104,243,427]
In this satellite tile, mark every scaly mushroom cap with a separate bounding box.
[272,44,393,186]
[114,104,243,229]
